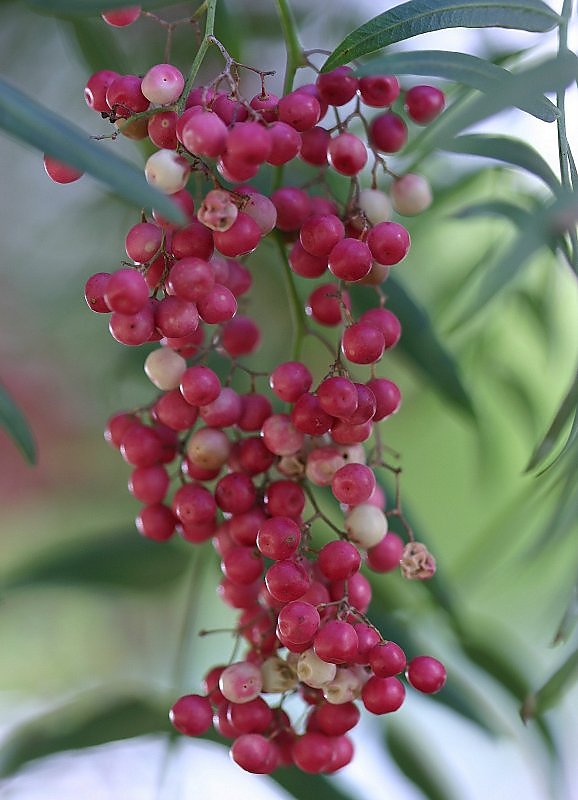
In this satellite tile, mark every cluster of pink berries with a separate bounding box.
[46,6,447,776]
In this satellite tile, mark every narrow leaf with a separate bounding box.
[408,51,578,158]
[356,50,557,122]
[553,581,578,645]
[521,649,578,722]
[25,0,183,15]
[0,693,168,778]
[322,0,560,71]
[453,199,534,228]
[0,78,185,224]
[442,134,561,192]
[526,368,578,471]
[387,724,457,800]
[384,276,475,417]
[0,381,36,465]
[2,531,191,592]
[272,769,358,800]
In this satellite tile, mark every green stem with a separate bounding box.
[276,0,304,96]
[273,232,307,360]
[176,0,218,115]
[556,0,578,272]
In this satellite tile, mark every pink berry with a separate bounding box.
[266,480,305,519]
[366,532,404,573]
[213,213,261,257]
[261,414,304,456]
[328,238,372,282]
[271,187,312,232]
[84,272,111,313]
[169,694,212,736]
[367,221,410,266]
[230,734,279,774]
[291,393,334,436]
[199,387,242,427]
[406,655,447,693]
[327,133,367,176]
[226,121,272,166]
[43,154,83,184]
[359,75,400,107]
[300,214,344,258]
[257,516,301,560]
[318,540,361,581]
[306,283,349,326]
[278,600,321,644]
[105,268,148,314]
[369,112,408,153]
[221,315,260,357]
[404,85,445,124]
[219,661,262,704]
[292,732,334,774]
[341,323,385,364]
[170,220,214,260]
[269,361,312,402]
[249,92,279,122]
[101,6,140,26]
[141,63,184,105]
[179,365,221,406]
[196,284,237,324]
[361,676,405,714]
[299,126,330,166]
[369,641,407,677]
[313,620,358,664]
[317,376,358,419]
[366,377,401,419]
[316,66,358,106]
[148,111,178,149]
[181,110,228,157]
[331,463,376,505]
[106,74,149,118]
[84,70,119,112]
[359,307,401,349]
[265,558,311,602]
[167,257,215,303]
[289,241,327,278]
[278,91,321,131]
[125,222,163,264]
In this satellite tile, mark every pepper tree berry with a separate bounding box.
[62,11,449,776]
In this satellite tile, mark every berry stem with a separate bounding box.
[273,231,307,361]
[177,0,218,115]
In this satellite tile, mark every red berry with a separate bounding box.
[359,75,400,107]
[404,85,445,124]
[316,66,358,106]
[369,112,407,153]
[406,655,447,693]
[169,694,212,736]
[361,676,405,714]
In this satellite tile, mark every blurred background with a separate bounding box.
[0,1,577,798]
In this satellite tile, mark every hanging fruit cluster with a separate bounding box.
[46,3,447,776]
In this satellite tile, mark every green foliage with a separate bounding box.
[322,0,560,71]
[0,381,36,464]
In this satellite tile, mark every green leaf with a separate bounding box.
[0,381,36,465]
[453,199,534,228]
[356,50,558,122]
[322,0,560,71]
[460,637,556,754]
[450,187,578,326]
[521,648,578,722]
[0,692,168,778]
[0,78,185,224]
[272,769,358,800]
[66,16,130,76]
[553,581,578,645]
[526,368,578,472]
[387,724,457,800]
[24,0,184,15]
[442,134,561,192]
[408,51,578,158]
[384,276,475,417]
[2,531,192,592]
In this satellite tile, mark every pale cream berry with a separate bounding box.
[322,667,362,704]
[391,173,432,215]
[297,648,337,688]
[186,427,231,470]
[337,443,367,465]
[305,447,346,486]
[358,188,391,225]
[145,149,190,194]
[197,189,239,232]
[144,347,187,390]
[260,656,299,693]
[345,503,388,548]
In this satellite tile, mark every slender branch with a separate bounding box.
[177,0,218,115]
[273,231,307,360]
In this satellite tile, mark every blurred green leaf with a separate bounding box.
[0,381,36,465]
[356,50,558,122]
[0,78,185,224]
[2,531,193,592]
[442,134,561,191]
[0,692,168,778]
[272,769,358,800]
[521,648,578,722]
[553,580,578,645]
[24,0,186,15]
[408,51,578,158]
[66,15,130,75]
[387,724,457,800]
[460,637,556,753]
[322,0,560,71]
[453,199,534,227]
[526,368,578,472]
[384,276,475,417]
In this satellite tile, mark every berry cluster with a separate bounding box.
[46,6,447,777]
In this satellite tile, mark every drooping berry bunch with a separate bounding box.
[47,5,447,777]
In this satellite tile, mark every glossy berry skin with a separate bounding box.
[359,308,401,350]
[404,85,445,124]
[277,600,321,644]
[361,676,405,714]
[257,516,301,560]
[359,75,400,107]
[230,734,279,774]
[84,70,119,112]
[313,620,359,664]
[141,63,184,105]
[101,6,140,26]
[106,75,149,118]
[366,378,401,420]
[278,91,321,131]
[369,112,408,153]
[366,532,404,572]
[328,238,372,282]
[332,463,376,505]
[300,214,344,258]
[327,133,367,176]
[265,558,311,602]
[367,222,411,266]
[406,656,447,693]
[316,66,358,106]
[341,323,385,365]
[369,641,407,677]
[318,540,361,581]
[84,272,111,313]
[270,361,312,402]
[307,283,349,326]
[169,694,212,736]
[105,269,148,314]
[292,733,334,774]
[43,155,83,184]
